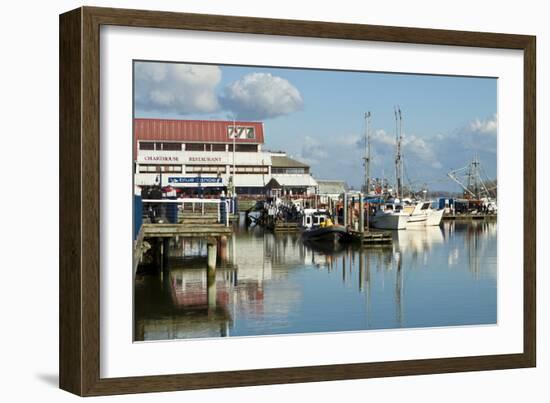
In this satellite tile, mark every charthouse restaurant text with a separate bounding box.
[134,118,318,197]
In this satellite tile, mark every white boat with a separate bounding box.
[426,208,444,226]
[407,201,444,227]
[369,203,409,230]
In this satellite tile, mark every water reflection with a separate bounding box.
[134,221,497,341]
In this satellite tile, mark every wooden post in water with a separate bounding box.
[359,192,364,233]
[207,239,217,311]
[219,235,228,264]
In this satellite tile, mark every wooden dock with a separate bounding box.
[134,223,234,275]
[142,223,233,238]
[348,230,393,245]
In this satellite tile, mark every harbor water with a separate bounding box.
[134,220,497,341]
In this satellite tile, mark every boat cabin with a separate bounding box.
[379,203,404,213]
[302,209,331,229]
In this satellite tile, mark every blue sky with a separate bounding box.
[134,61,497,191]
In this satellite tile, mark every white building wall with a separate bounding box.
[135,149,317,191]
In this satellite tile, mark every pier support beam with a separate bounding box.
[218,235,228,264]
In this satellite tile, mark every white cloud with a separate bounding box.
[368,129,442,169]
[337,134,361,147]
[135,63,221,114]
[404,136,443,169]
[298,136,328,165]
[221,73,303,120]
[295,115,496,190]
[469,114,497,135]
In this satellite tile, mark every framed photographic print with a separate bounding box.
[59,6,536,396]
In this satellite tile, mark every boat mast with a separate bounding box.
[394,106,404,199]
[399,108,405,198]
[363,111,371,195]
[447,154,493,199]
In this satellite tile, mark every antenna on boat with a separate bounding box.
[363,111,371,195]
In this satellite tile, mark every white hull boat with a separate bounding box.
[407,201,444,227]
[369,203,409,230]
[426,208,444,226]
[370,213,409,230]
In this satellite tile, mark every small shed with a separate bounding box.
[265,175,318,197]
[316,180,348,202]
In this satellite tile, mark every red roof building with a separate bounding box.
[133,118,317,196]
[134,119,264,154]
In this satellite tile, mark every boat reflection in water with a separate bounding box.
[134,221,497,341]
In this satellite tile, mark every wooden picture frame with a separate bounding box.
[59,6,536,396]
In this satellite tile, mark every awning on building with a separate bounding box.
[234,174,269,187]
[316,180,347,195]
[271,155,309,168]
[266,175,318,189]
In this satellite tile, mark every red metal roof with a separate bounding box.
[134,119,264,145]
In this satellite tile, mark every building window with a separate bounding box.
[186,165,226,173]
[228,126,256,139]
[212,144,226,152]
[272,167,307,174]
[161,142,182,151]
[186,143,206,151]
[235,144,258,152]
[229,166,268,174]
[139,142,155,150]
[138,164,182,173]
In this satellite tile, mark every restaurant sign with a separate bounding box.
[142,155,180,162]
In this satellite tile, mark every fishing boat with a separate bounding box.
[426,207,444,226]
[301,209,350,243]
[369,203,409,230]
[407,201,444,226]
